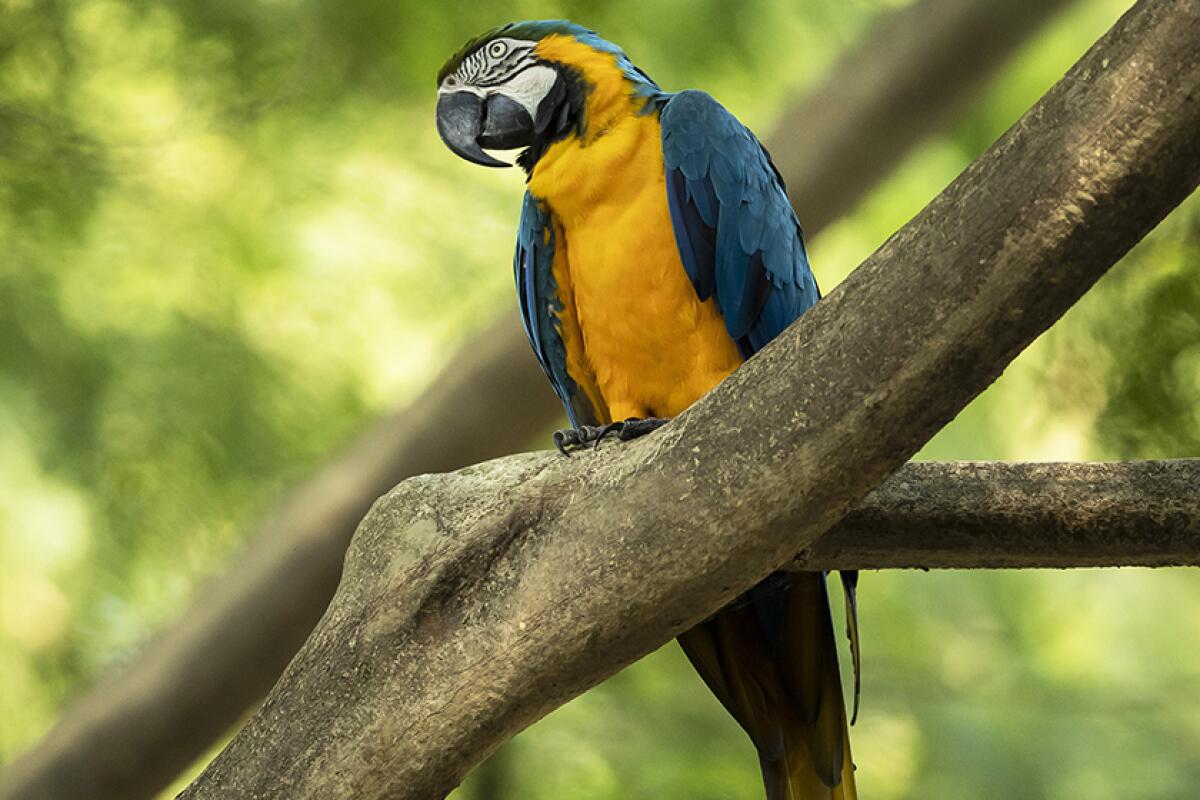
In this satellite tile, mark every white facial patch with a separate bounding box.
[493,64,557,118]
[438,36,547,107]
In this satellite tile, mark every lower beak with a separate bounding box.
[436,91,535,169]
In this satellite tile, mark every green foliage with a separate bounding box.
[1,1,1197,798]
[1092,209,1200,458]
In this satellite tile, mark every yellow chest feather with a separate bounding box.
[528,111,741,422]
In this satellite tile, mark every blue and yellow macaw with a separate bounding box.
[436,21,859,799]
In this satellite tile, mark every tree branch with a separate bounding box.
[804,460,1200,570]
[0,2,1074,798]
[176,2,1200,797]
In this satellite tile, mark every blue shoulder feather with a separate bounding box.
[660,90,819,357]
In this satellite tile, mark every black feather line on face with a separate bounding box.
[475,59,538,89]
[437,24,513,85]
[516,64,587,175]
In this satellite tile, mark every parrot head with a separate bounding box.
[435,20,659,172]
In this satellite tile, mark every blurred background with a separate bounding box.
[1,0,1198,797]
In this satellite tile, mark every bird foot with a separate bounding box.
[553,417,670,456]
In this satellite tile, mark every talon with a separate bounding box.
[551,417,672,454]
[617,416,670,441]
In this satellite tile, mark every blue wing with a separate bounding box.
[660,90,860,721]
[514,191,598,429]
[660,90,819,357]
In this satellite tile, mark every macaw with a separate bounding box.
[436,20,860,799]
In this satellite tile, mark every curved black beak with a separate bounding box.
[436,91,535,169]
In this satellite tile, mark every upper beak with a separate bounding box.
[436,91,535,169]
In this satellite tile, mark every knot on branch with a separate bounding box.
[335,452,559,650]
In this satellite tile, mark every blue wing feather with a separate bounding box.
[660,90,819,357]
[659,90,858,720]
[514,192,597,429]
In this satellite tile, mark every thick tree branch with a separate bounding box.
[805,460,1200,570]
[0,2,1072,798]
[176,3,1200,798]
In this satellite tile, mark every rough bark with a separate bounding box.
[803,460,1200,570]
[176,3,1200,797]
[0,1,1072,798]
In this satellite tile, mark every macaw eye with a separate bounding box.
[488,41,507,59]
[445,75,459,87]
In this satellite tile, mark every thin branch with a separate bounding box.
[803,460,1200,570]
[176,3,1200,798]
[0,2,1074,798]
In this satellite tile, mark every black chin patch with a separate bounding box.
[517,65,587,174]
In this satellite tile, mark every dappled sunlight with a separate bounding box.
[0,0,1196,797]
[0,414,90,750]
[853,711,922,800]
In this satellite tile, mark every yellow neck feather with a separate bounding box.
[534,35,645,145]
[528,35,658,220]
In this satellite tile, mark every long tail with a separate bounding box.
[678,572,856,800]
